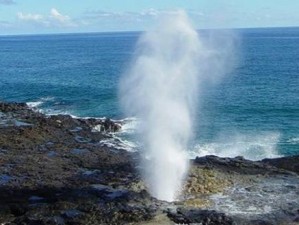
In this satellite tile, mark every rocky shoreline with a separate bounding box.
[0,102,298,225]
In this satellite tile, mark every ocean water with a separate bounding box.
[0,27,298,160]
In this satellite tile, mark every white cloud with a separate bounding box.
[83,8,162,21]
[77,9,209,31]
[83,10,132,20]
[50,8,71,24]
[83,9,206,23]
[17,8,77,28]
[139,8,160,17]
[11,8,210,34]
[17,12,44,22]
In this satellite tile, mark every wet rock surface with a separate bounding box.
[167,208,235,225]
[0,101,298,225]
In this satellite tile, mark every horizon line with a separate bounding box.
[1,25,299,37]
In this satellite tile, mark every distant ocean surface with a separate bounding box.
[0,27,298,160]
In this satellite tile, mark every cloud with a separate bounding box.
[83,8,164,21]
[10,8,209,34]
[83,9,206,23]
[0,0,15,5]
[74,9,209,32]
[140,8,159,17]
[50,8,72,24]
[83,10,137,21]
[17,8,77,28]
[17,12,44,22]
[80,9,168,31]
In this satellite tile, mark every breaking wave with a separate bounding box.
[189,132,282,160]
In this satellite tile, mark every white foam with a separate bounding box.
[26,101,43,108]
[190,132,282,161]
[94,117,140,152]
[40,96,55,101]
[25,98,139,152]
[210,176,299,219]
[99,136,137,152]
[71,115,106,120]
[27,97,55,107]
[26,96,57,113]
[286,137,299,145]
[43,109,75,117]
[97,130,283,160]
[118,117,139,134]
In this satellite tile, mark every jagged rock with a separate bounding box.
[262,156,299,174]
[61,209,82,219]
[0,101,298,225]
[0,102,28,112]
[102,118,122,132]
[194,155,287,175]
[248,220,274,225]
[167,208,235,225]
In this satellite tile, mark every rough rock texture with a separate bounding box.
[194,155,288,175]
[167,208,235,225]
[262,156,299,174]
[0,102,298,225]
[188,156,299,225]
[0,102,155,224]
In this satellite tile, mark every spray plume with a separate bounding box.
[119,10,236,201]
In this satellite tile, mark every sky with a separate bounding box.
[0,0,299,35]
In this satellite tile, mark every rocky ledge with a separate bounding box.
[0,102,298,225]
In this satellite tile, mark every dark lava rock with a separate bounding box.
[28,196,45,203]
[167,208,235,225]
[47,216,65,225]
[249,220,274,225]
[194,155,286,175]
[0,101,298,225]
[262,155,299,174]
[102,118,121,132]
[0,102,137,224]
[0,102,28,112]
[61,209,82,219]
[13,215,65,225]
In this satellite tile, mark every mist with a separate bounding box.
[119,10,236,201]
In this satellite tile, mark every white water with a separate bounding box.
[210,176,299,221]
[190,132,282,161]
[119,10,235,201]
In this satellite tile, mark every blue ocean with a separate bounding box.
[0,27,298,160]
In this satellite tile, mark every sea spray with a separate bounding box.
[119,10,236,201]
[190,132,281,161]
